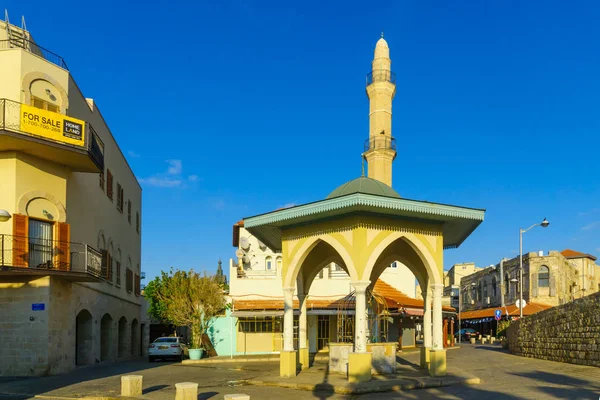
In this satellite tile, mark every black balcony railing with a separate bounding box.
[0,98,105,171]
[0,234,103,278]
[364,136,396,152]
[0,38,69,70]
[366,70,396,86]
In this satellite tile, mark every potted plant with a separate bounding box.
[152,268,227,362]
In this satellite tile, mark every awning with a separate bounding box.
[231,311,283,317]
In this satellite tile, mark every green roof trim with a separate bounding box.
[243,192,485,252]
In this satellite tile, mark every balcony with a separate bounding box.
[0,98,104,172]
[364,136,396,152]
[366,70,396,86]
[0,38,69,70]
[0,234,105,282]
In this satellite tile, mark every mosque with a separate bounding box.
[222,35,485,382]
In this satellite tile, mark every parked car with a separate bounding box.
[148,337,189,362]
[454,328,480,341]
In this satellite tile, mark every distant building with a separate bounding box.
[442,262,484,308]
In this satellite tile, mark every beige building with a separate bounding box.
[443,262,484,308]
[460,249,599,313]
[0,15,145,376]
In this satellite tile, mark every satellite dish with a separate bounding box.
[258,240,266,250]
[235,249,244,259]
[240,237,250,250]
[242,255,251,264]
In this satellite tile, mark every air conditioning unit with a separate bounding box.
[470,300,474,305]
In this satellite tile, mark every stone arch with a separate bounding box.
[369,252,428,295]
[75,309,93,366]
[17,191,66,222]
[363,232,442,286]
[118,316,127,358]
[21,72,69,113]
[130,319,140,357]
[100,313,113,361]
[284,235,357,288]
[97,230,106,251]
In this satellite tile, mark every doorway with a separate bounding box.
[317,315,330,350]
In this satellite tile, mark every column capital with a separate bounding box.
[351,280,371,293]
[283,287,295,295]
[431,284,444,295]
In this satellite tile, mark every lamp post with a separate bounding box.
[457,282,476,344]
[519,218,550,318]
[0,210,11,223]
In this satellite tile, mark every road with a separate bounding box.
[0,344,598,399]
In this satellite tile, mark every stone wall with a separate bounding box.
[507,292,600,366]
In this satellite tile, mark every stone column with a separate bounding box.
[298,293,309,369]
[420,287,432,369]
[348,281,371,383]
[429,283,447,377]
[280,287,297,378]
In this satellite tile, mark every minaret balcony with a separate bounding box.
[364,136,396,152]
[366,70,396,86]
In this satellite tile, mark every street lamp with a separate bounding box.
[518,218,550,318]
[457,282,476,344]
[0,210,11,223]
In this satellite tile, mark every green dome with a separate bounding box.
[327,177,400,199]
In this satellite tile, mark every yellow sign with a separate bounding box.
[20,104,86,147]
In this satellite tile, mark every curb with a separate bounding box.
[245,376,480,394]
[182,357,279,365]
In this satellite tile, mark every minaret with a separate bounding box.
[363,34,397,187]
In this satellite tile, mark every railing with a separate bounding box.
[0,38,69,70]
[236,268,277,278]
[0,234,103,278]
[364,136,396,152]
[366,70,396,86]
[0,98,104,170]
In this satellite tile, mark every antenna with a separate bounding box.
[240,236,250,250]
[361,156,365,177]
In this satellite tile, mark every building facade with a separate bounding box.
[0,16,144,376]
[442,262,484,308]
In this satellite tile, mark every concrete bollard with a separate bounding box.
[481,338,487,344]
[490,337,495,344]
[470,337,476,344]
[175,382,198,400]
[224,395,250,400]
[121,375,143,397]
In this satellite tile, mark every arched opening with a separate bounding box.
[118,317,127,358]
[131,319,140,357]
[100,313,113,361]
[75,309,93,366]
[538,265,550,288]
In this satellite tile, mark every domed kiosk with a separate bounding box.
[240,36,485,383]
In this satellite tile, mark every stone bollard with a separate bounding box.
[121,375,143,397]
[482,338,487,344]
[224,395,250,400]
[490,337,495,344]
[470,337,476,344]
[175,382,198,400]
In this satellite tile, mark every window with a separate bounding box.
[390,262,397,269]
[99,170,105,191]
[106,170,113,201]
[483,282,488,299]
[266,256,272,270]
[492,277,497,298]
[127,200,132,224]
[126,268,133,293]
[134,273,140,296]
[28,219,53,268]
[538,266,550,288]
[116,183,124,212]
[31,96,59,113]
[276,257,282,271]
[136,212,140,234]
[477,282,482,301]
[238,317,280,333]
[115,249,122,286]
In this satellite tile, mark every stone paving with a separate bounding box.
[0,343,598,399]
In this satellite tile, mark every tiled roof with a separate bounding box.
[232,279,455,313]
[458,302,552,320]
[561,249,597,261]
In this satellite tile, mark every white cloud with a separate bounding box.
[140,160,197,189]
[166,159,182,175]
[581,221,600,231]
[279,202,296,209]
[139,177,182,188]
[128,151,141,158]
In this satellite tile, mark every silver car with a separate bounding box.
[148,337,188,362]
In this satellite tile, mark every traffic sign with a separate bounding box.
[494,309,502,321]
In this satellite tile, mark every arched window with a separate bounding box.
[265,256,273,270]
[276,257,282,271]
[504,274,509,296]
[492,277,497,298]
[483,282,488,299]
[538,266,550,288]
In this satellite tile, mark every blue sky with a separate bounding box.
[7,1,600,280]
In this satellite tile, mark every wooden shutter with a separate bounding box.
[101,250,108,278]
[12,214,29,267]
[55,222,70,271]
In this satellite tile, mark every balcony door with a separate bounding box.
[28,219,53,268]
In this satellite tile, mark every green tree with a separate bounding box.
[143,274,169,323]
[153,268,227,349]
